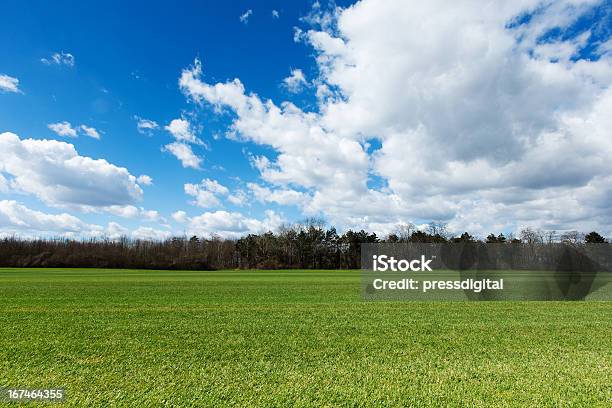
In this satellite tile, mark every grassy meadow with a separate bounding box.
[0,268,610,407]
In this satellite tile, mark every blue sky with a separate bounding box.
[1,0,612,239]
[0,1,342,236]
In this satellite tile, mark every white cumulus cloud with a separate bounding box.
[48,121,78,138]
[171,210,188,223]
[187,210,283,239]
[137,175,153,186]
[227,189,248,206]
[48,122,100,139]
[80,125,101,139]
[0,74,21,93]
[163,118,204,168]
[131,226,172,241]
[165,118,202,145]
[178,0,612,237]
[185,178,229,208]
[163,142,202,169]
[248,183,306,206]
[0,132,144,210]
[0,200,100,237]
[283,68,307,93]
[0,200,172,240]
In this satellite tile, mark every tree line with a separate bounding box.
[0,220,607,270]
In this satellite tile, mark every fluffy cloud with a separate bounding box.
[41,51,75,67]
[0,174,7,192]
[99,222,171,240]
[179,58,368,192]
[283,69,307,93]
[105,205,162,222]
[105,221,129,239]
[135,116,159,135]
[227,189,248,206]
[0,200,171,240]
[248,183,306,206]
[187,210,283,238]
[48,122,100,139]
[272,10,280,19]
[179,0,612,236]
[321,0,612,234]
[0,74,20,93]
[48,121,78,138]
[140,209,163,222]
[163,118,204,168]
[0,200,98,236]
[80,125,100,139]
[165,118,202,145]
[131,226,172,241]
[0,132,143,210]
[185,178,229,208]
[171,210,188,223]
[165,208,283,238]
[106,205,140,218]
[137,175,153,186]
[163,142,202,169]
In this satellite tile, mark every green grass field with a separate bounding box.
[0,268,610,407]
